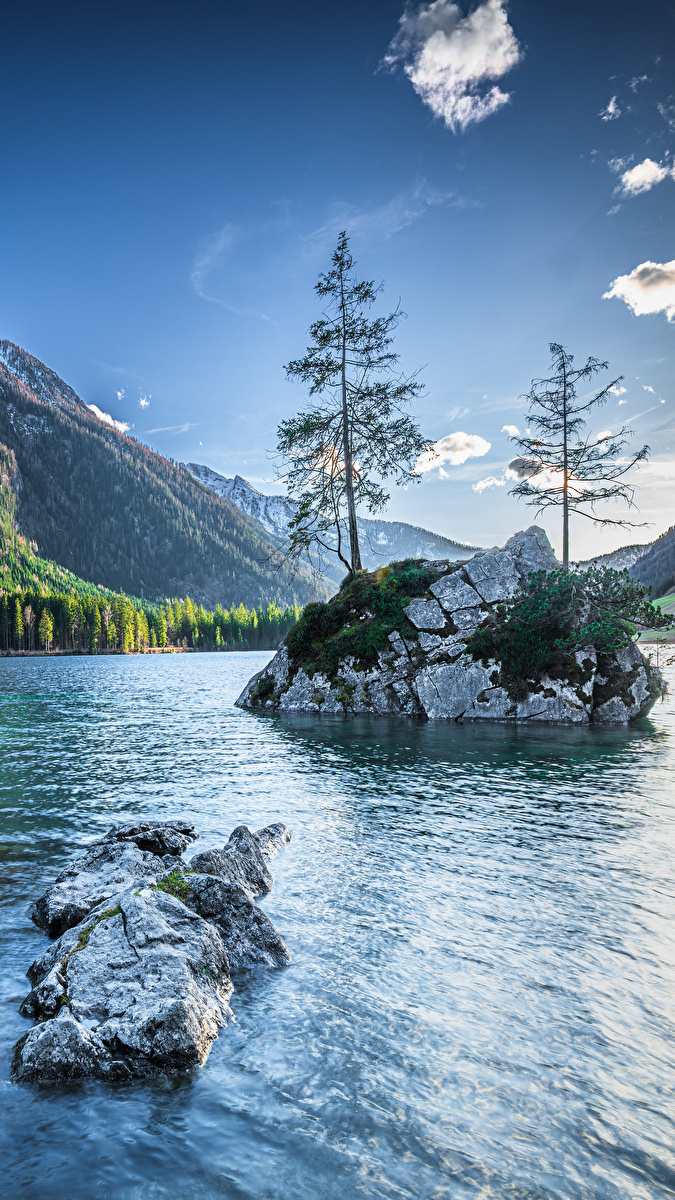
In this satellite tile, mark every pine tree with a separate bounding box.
[156,611,168,648]
[278,232,429,575]
[38,607,53,650]
[14,598,24,649]
[510,343,650,567]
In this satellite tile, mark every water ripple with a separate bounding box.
[1,653,674,1198]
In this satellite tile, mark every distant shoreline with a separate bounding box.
[0,646,268,658]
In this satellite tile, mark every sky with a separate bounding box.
[0,0,673,560]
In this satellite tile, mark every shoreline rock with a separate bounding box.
[13,820,292,1084]
[235,526,665,726]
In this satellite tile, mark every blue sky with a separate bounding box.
[1,0,673,559]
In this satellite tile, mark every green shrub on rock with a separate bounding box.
[284,558,453,681]
[466,567,672,694]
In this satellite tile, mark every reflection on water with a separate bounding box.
[1,653,674,1199]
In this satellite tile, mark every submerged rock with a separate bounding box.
[13,821,292,1084]
[235,526,665,726]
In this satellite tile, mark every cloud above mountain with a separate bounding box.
[86,404,130,434]
[417,431,491,476]
[604,258,675,322]
[383,0,522,132]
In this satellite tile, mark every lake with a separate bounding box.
[1,651,674,1199]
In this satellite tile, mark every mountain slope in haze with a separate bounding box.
[630,527,675,598]
[186,462,482,585]
[0,347,322,608]
[576,542,652,572]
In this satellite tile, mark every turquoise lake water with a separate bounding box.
[1,651,674,1199]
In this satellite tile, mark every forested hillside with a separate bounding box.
[630,526,675,599]
[0,362,321,608]
[1,441,298,651]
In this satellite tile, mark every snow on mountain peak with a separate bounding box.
[184,461,483,585]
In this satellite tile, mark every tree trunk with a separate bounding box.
[339,274,362,573]
[562,357,569,570]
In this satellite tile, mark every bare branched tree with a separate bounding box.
[277,232,431,576]
[509,342,650,568]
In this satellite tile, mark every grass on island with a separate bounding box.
[638,593,675,642]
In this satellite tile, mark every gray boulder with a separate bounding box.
[16,888,233,1081]
[254,822,293,861]
[403,598,446,631]
[430,572,482,612]
[464,547,521,604]
[31,839,175,938]
[188,825,273,897]
[187,874,290,969]
[14,820,293,1084]
[12,1009,131,1083]
[591,640,660,724]
[505,525,558,579]
[104,820,197,857]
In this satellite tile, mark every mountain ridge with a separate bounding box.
[0,344,323,608]
[185,461,482,585]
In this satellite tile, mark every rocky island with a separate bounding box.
[236,527,665,725]
[12,819,291,1083]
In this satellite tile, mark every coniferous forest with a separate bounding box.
[0,366,323,609]
[0,590,299,654]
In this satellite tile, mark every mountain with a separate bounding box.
[0,343,322,608]
[185,462,482,585]
[0,340,89,415]
[630,527,675,598]
[576,542,652,572]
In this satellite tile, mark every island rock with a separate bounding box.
[235,526,665,726]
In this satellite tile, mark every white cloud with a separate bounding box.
[618,158,671,196]
[115,388,125,402]
[658,99,675,131]
[600,95,621,121]
[609,384,627,395]
[597,429,612,441]
[618,398,627,405]
[501,423,520,437]
[608,156,630,174]
[383,0,522,133]
[304,181,457,247]
[139,395,150,409]
[86,404,130,434]
[416,431,491,473]
[629,75,649,93]
[643,384,655,393]
[190,224,241,304]
[472,474,506,493]
[146,423,197,435]
[603,259,675,322]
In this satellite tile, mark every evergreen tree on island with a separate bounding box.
[509,342,649,567]
[278,232,431,576]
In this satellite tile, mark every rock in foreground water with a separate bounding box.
[13,821,292,1084]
